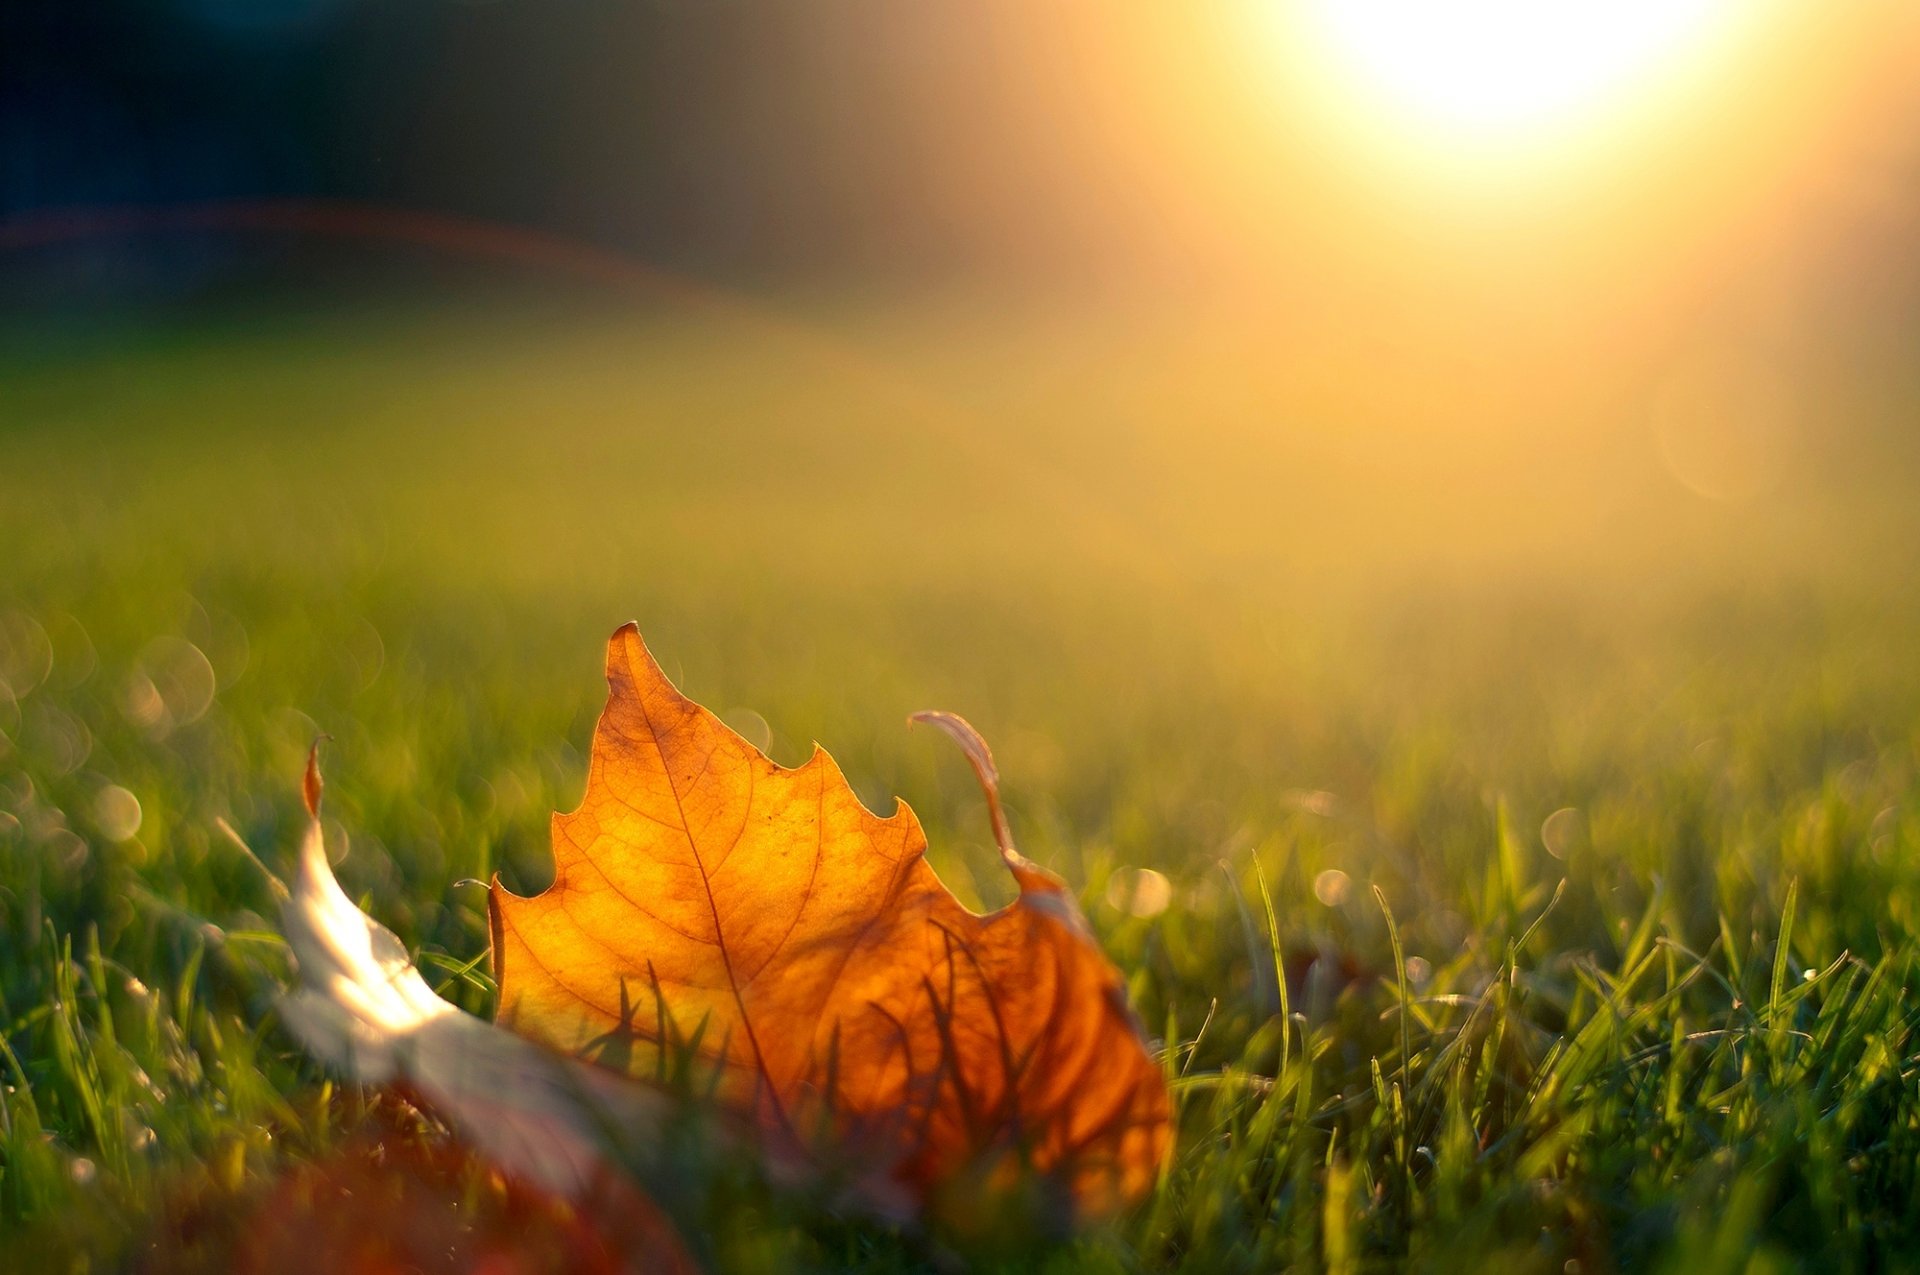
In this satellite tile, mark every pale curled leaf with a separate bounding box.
[491,624,1170,1220]
[278,814,673,1201]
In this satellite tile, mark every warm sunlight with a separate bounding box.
[1291,0,1749,154]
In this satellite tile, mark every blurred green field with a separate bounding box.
[5,285,1920,1271]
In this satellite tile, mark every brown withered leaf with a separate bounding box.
[490,624,1170,1221]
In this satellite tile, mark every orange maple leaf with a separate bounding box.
[489,624,1170,1221]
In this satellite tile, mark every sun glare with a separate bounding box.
[1293,0,1747,154]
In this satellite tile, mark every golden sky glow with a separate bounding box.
[1281,0,1761,164]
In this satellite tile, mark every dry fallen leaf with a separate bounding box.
[490,624,1170,1221]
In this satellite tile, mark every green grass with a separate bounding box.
[4,284,1920,1271]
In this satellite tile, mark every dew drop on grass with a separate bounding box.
[142,637,218,728]
[122,673,169,733]
[1313,868,1351,906]
[1105,866,1173,918]
[123,637,219,737]
[1541,807,1585,861]
[93,785,142,842]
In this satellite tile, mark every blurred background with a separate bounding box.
[7,0,1920,1045]
[9,0,1920,579]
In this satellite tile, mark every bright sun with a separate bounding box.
[1293,0,1748,153]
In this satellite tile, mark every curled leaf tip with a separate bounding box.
[909,709,1045,882]
[301,736,331,819]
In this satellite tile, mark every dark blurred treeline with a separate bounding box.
[1,1,1205,282]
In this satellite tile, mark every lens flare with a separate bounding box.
[1291,0,1746,151]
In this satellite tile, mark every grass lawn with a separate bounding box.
[4,282,1920,1271]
